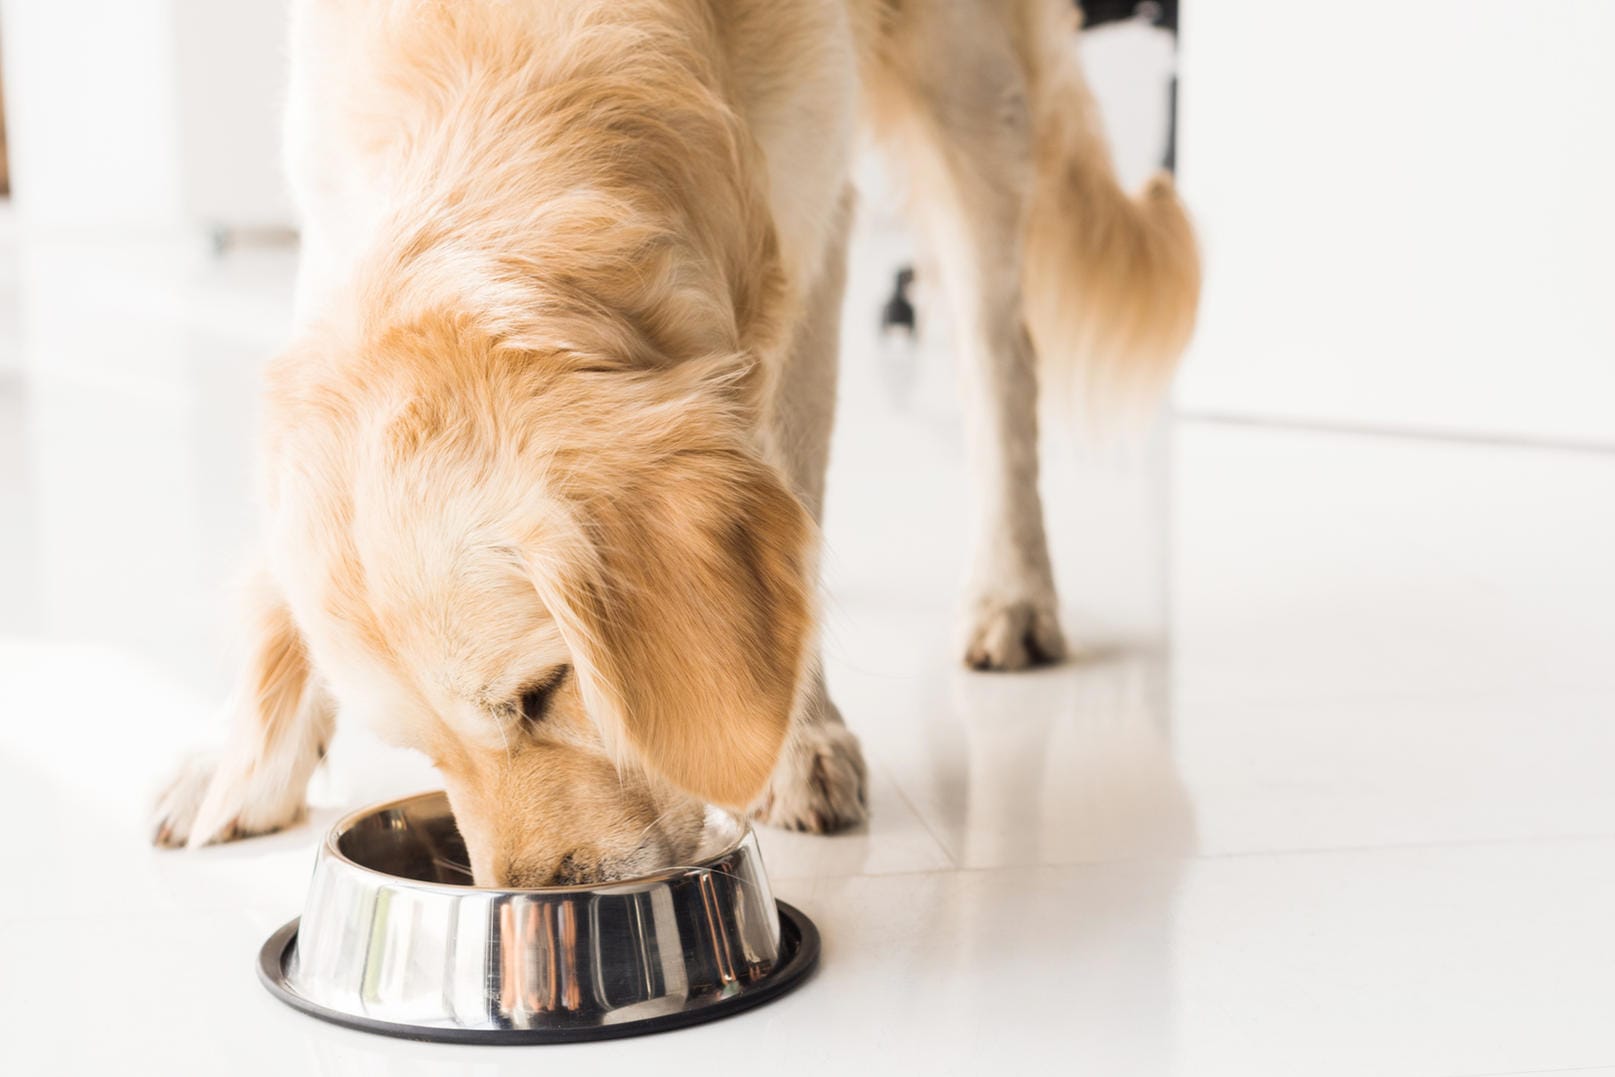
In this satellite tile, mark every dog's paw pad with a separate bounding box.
[750,721,868,834]
[963,601,1067,671]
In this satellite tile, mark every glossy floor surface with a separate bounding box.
[2,213,1613,1076]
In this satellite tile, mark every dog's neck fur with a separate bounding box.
[313,0,787,397]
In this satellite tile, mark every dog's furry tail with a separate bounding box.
[1017,1,1201,413]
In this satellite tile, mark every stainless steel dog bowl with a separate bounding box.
[258,792,818,1043]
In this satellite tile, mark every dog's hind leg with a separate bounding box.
[749,187,868,833]
[152,569,334,847]
[863,2,1066,671]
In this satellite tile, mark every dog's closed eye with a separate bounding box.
[518,665,571,727]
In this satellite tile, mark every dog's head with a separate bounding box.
[264,316,812,885]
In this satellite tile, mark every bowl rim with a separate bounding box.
[321,789,757,897]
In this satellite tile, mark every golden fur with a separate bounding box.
[1018,2,1201,408]
[154,0,1200,885]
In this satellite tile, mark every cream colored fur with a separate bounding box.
[154,0,1198,884]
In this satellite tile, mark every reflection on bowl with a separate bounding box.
[258,791,818,1043]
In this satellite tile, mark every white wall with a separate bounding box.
[170,0,294,230]
[1,0,186,235]
[1175,0,1615,447]
[0,0,291,238]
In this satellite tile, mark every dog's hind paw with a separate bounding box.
[151,751,306,849]
[749,712,868,834]
[962,598,1067,671]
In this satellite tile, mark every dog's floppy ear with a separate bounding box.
[537,447,814,809]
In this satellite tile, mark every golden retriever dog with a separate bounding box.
[153,0,1198,886]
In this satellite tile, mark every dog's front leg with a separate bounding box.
[749,188,867,833]
[752,670,867,833]
[152,568,334,847]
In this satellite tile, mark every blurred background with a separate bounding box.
[0,2,1611,1074]
[3,1,1610,441]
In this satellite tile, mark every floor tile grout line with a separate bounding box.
[1185,828,1615,863]
[1176,409,1615,457]
[1438,1064,1615,1077]
[767,828,1615,887]
[866,749,966,872]
[1172,685,1615,711]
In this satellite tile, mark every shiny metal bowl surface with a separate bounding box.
[258,791,817,1043]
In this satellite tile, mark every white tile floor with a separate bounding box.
[1,214,1612,1076]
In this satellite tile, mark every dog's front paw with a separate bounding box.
[962,597,1067,671]
[151,752,306,849]
[750,716,868,834]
